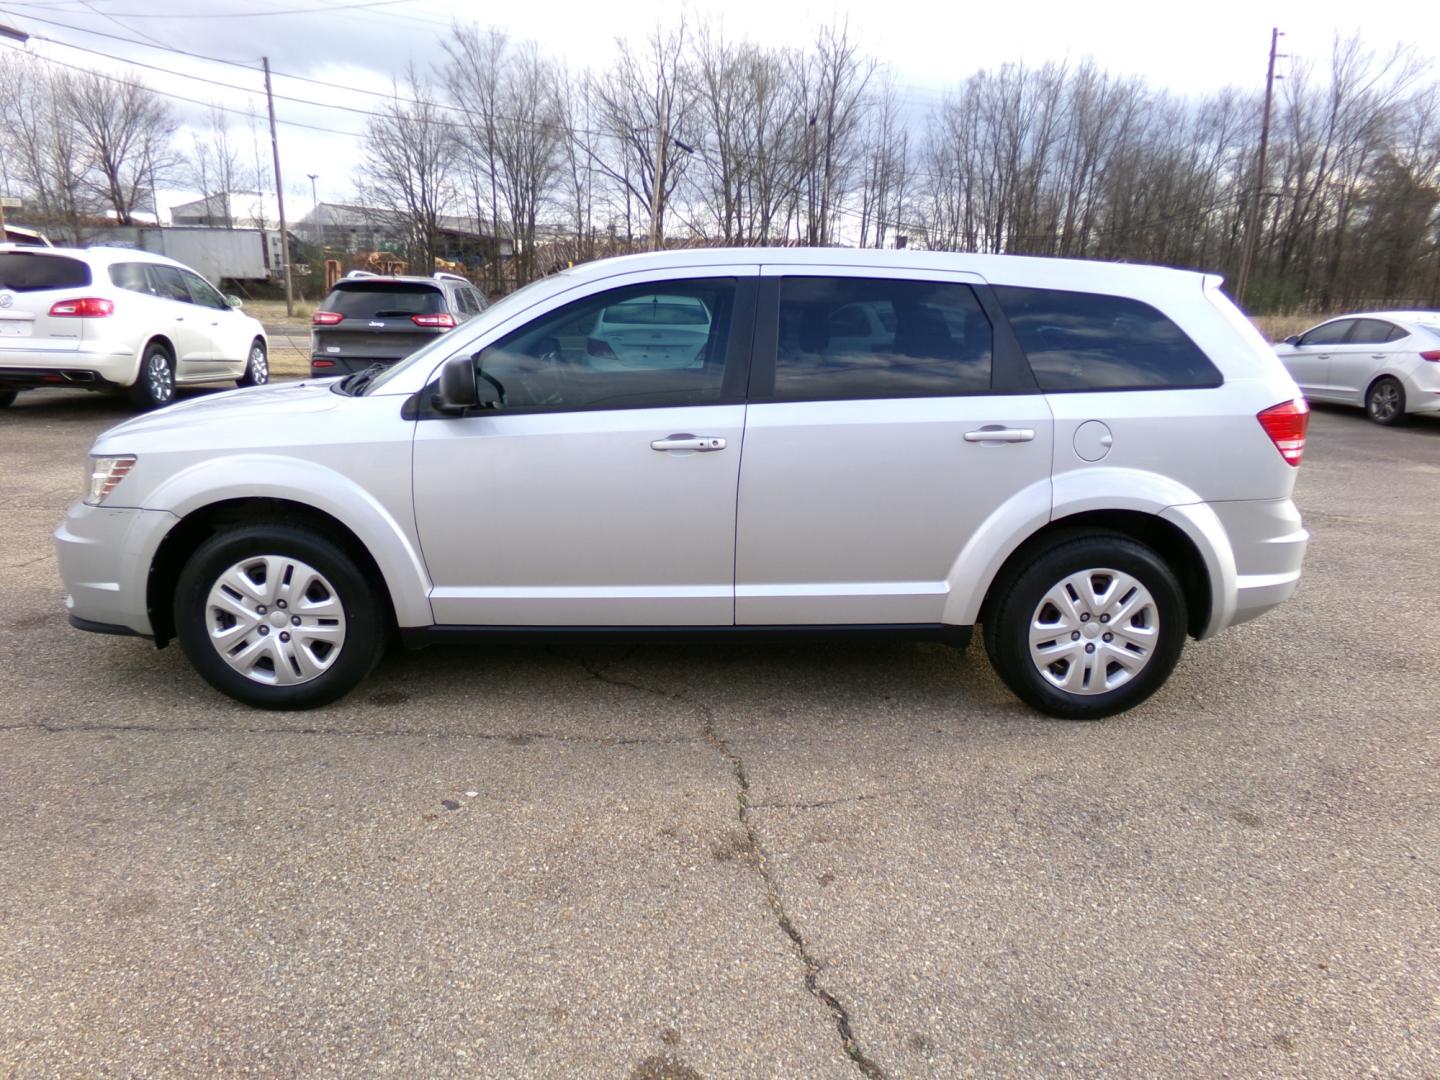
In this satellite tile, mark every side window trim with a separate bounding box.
[746,275,1034,401]
[413,274,758,419]
[991,283,1223,393]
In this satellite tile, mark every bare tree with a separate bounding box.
[0,55,92,241]
[590,22,698,250]
[63,71,177,224]
[186,106,244,226]
[359,66,458,270]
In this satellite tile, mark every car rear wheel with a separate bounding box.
[128,342,175,410]
[173,524,386,709]
[984,534,1187,720]
[1365,376,1406,425]
[238,339,269,387]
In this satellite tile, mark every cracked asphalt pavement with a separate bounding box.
[2,388,1438,1078]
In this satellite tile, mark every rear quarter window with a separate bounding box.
[0,253,92,292]
[992,285,1221,391]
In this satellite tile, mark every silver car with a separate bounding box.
[1273,310,1440,425]
[55,249,1310,719]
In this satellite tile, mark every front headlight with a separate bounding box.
[85,455,137,505]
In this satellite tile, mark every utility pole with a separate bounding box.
[262,57,294,316]
[1235,27,1282,307]
[306,173,322,251]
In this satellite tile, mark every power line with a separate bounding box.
[5,0,422,16]
[0,38,368,138]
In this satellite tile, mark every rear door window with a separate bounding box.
[326,283,444,318]
[992,285,1221,391]
[764,277,993,401]
[148,265,192,303]
[0,253,92,292]
[1347,319,1397,345]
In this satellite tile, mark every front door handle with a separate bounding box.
[964,426,1035,444]
[651,434,726,452]
[1371,353,1386,360]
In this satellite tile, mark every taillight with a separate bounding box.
[312,310,343,325]
[411,313,456,328]
[586,338,617,359]
[1257,398,1309,467]
[49,297,114,318]
[312,359,335,368]
[1420,350,1440,362]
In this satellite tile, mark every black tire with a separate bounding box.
[0,390,16,408]
[238,338,269,387]
[1365,376,1407,426]
[128,341,176,410]
[172,523,386,709]
[984,534,1188,720]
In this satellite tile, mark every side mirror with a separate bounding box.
[433,354,501,415]
[226,294,244,309]
[434,355,478,414]
[1283,334,1300,346]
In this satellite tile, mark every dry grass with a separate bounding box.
[243,298,315,328]
[1251,313,1335,343]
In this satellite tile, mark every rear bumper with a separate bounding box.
[54,502,177,636]
[0,367,118,391]
[1165,497,1308,638]
[0,341,139,385]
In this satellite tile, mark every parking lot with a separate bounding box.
[1,389,1437,1077]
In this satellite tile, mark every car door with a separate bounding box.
[1280,318,1356,399]
[411,268,757,626]
[734,267,1054,625]
[179,268,247,376]
[144,264,214,377]
[1328,318,1397,403]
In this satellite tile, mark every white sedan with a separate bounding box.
[1273,311,1440,425]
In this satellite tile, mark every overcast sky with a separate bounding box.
[2,0,1435,216]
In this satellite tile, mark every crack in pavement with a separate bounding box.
[571,653,887,1080]
[749,788,916,812]
[0,718,686,747]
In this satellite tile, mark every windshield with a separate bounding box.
[361,274,565,394]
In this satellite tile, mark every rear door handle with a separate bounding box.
[1371,353,1386,360]
[964,426,1035,443]
[651,434,726,452]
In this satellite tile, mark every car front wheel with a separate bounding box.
[984,534,1188,720]
[173,524,386,709]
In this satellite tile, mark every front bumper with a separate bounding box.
[54,502,178,636]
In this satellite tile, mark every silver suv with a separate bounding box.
[54,250,1310,718]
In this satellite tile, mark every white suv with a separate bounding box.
[0,246,269,409]
[54,249,1310,718]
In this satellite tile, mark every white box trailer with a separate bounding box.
[135,227,282,284]
[82,226,285,284]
